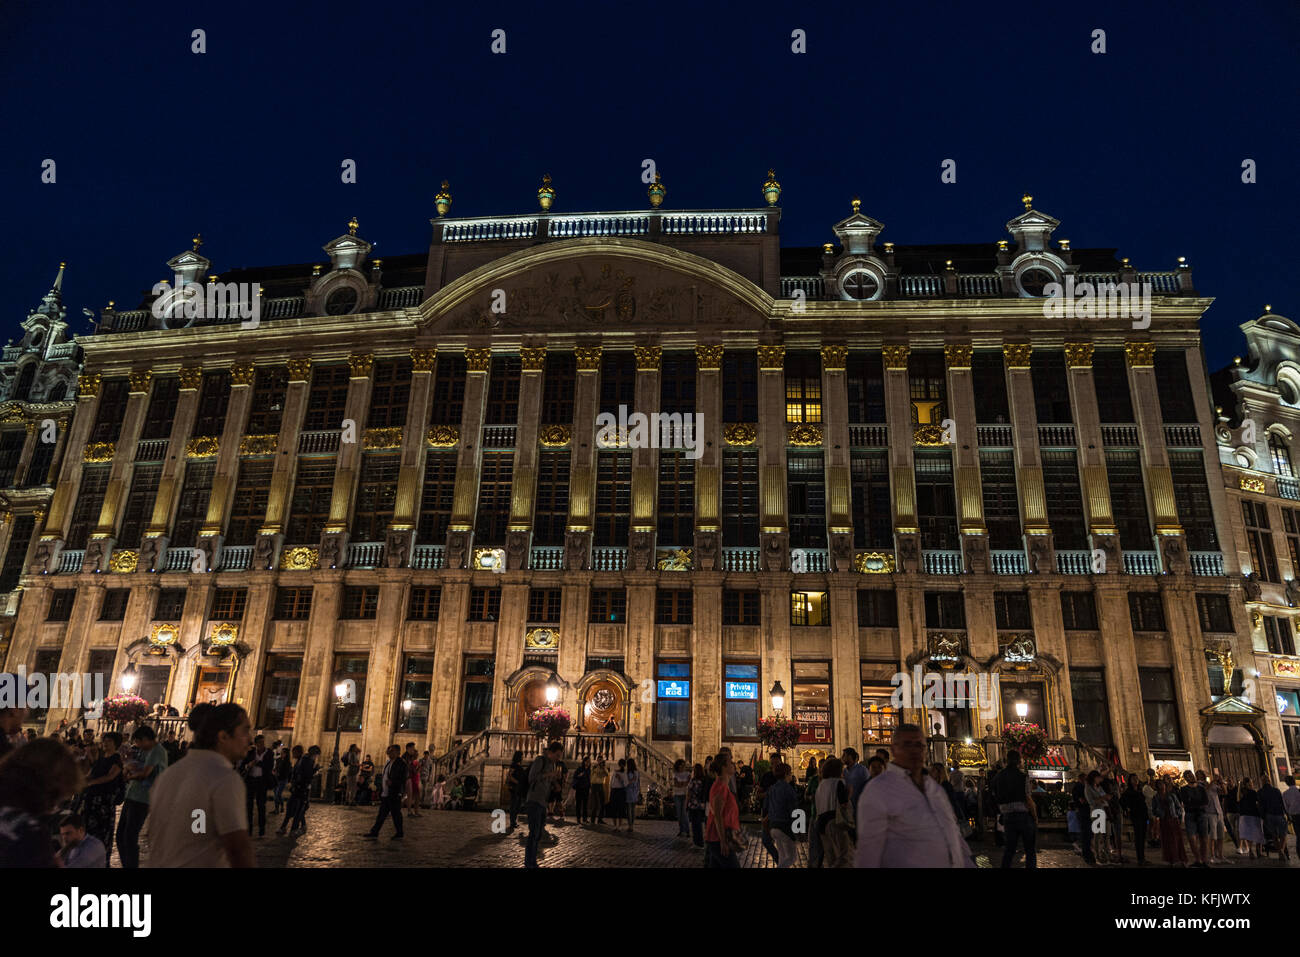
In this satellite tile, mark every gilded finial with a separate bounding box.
[851,196,861,213]
[538,174,556,211]
[347,216,359,236]
[996,240,1009,251]
[648,171,666,209]
[1058,239,1070,251]
[1022,193,1033,211]
[762,169,781,206]
[192,233,203,251]
[60,261,66,268]
[434,180,452,217]
[1265,304,1272,312]
[823,243,834,254]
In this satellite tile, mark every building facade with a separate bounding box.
[2,180,1281,790]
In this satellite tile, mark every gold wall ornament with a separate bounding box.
[465,348,492,372]
[209,622,239,647]
[855,551,896,574]
[77,373,102,399]
[723,423,758,447]
[524,627,560,650]
[695,344,725,369]
[228,362,256,386]
[538,424,572,447]
[574,346,603,371]
[950,739,988,768]
[186,435,220,458]
[634,346,662,371]
[83,442,116,463]
[821,345,849,371]
[1003,343,1033,368]
[1272,658,1300,679]
[472,547,505,571]
[943,345,973,369]
[177,366,204,390]
[657,547,693,571]
[1064,343,1094,368]
[882,345,910,370]
[239,434,278,456]
[426,425,460,448]
[0,404,26,424]
[109,549,139,573]
[1125,342,1156,368]
[127,370,153,394]
[520,347,547,371]
[362,427,403,450]
[150,623,180,646]
[788,423,823,447]
[279,546,319,571]
[914,424,948,446]
[348,353,374,378]
[410,348,437,371]
[757,345,785,370]
[22,420,36,435]
[286,358,313,382]
[1239,475,1265,493]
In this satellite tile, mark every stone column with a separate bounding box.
[445,349,492,569]
[1126,342,1182,566]
[46,584,107,730]
[1003,344,1052,573]
[364,572,410,758]
[293,573,343,748]
[505,346,546,570]
[628,345,661,571]
[492,581,530,729]
[1027,580,1073,739]
[247,358,313,570]
[388,348,437,564]
[558,581,590,725]
[757,345,790,570]
[945,344,989,572]
[1163,579,1212,767]
[821,345,855,572]
[882,345,919,571]
[828,579,862,756]
[564,345,601,570]
[693,345,723,571]
[320,353,377,563]
[692,573,723,756]
[14,420,40,487]
[760,575,793,742]
[429,574,471,753]
[625,580,656,739]
[1094,580,1146,761]
[41,373,103,559]
[142,365,207,570]
[1184,343,1239,574]
[230,581,275,719]
[1063,343,1119,569]
[86,370,154,570]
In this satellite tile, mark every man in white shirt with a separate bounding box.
[145,703,254,868]
[855,723,974,868]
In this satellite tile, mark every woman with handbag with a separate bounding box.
[705,754,744,867]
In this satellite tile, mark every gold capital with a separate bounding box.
[943,344,973,370]
[229,362,255,386]
[1064,343,1094,368]
[574,346,603,371]
[286,358,313,382]
[127,370,152,394]
[634,346,662,371]
[696,344,725,370]
[348,354,374,378]
[520,347,547,372]
[821,345,849,371]
[77,373,102,399]
[1125,342,1156,368]
[1003,343,1033,368]
[465,348,492,373]
[757,345,785,370]
[882,345,910,371]
[410,348,437,372]
[178,366,203,390]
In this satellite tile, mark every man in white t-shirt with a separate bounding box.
[145,703,255,868]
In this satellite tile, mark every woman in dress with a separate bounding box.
[589,757,609,825]
[79,731,123,866]
[624,759,641,832]
[687,763,708,848]
[1236,778,1264,859]
[406,749,422,817]
[672,758,692,838]
[608,759,628,824]
[1151,779,1187,866]
[1084,771,1111,863]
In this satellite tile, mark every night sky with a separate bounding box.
[2,0,1296,372]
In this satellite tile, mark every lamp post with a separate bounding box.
[401,697,413,730]
[327,681,347,799]
[120,665,138,695]
[545,671,560,704]
[769,680,787,762]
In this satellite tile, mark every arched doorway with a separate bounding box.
[581,678,624,732]
[516,678,549,731]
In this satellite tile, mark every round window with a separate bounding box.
[842,270,880,300]
[325,286,359,315]
[1279,378,1299,406]
[1018,268,1055,297]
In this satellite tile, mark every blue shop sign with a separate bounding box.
[725,681,759,701]
[657,680,690,699]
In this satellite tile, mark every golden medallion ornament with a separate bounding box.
[1239,475,1265,493]
[525,627,560,650]
[821,345,849,371]
[410,348,437,371]
[695,344,724,370]
[150,623,180,647]
[239,434,278,456]
[209,622,239,647]
[0,404,26,425]
[914,424,947,447]
[855,551,896,574]
[1125,342,1156,368]
[279,547,319,571]
[723,423,758,447]
[1064,343,1094,368]
[788,423,823,447]
[1003,343,1033,368]
[83,442,115,463]
[109,549,139,573]
[362,427,403,450]
[538,424,572,447]
[943,345,973,369]
[426,425,460,448]
[882,345,910,370]
[465,348,492,372]
[656,548,693,571]
[186,435,220,458]
[472,547,505,571]
[757,345,785,370]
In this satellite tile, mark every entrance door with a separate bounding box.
[582,678,623,732]
[516,679,548,731]
[191,666,231,707]
[1209,745,1264,782]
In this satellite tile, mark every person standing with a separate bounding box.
[842,748,869,808]
[687,762,707,848]
[1083,771,1110,864]
[1222,776,1240,848]
[1257,775,1287,860]
[524,742,563,868]
[1201,771,1226,863]
[419,750,434,807]
[704,754,743,868]
[1237,778,1263,859]
[672,758,691,838]
[1120,773,1149,866]
[146,703,255,868]
[273,745,292,814]
[589,756,609,825]
[506,750,527,831]
[624,759,641,832]
[402,742,422,817]
[0,739,83,867]
[240,734,276,837]
[1179,770,1209,866]
[810,757,845,868]
[1283,775,1300,858]
[79,730,123,866]
[993,750,1037,869]
[116,725,168,869]
[278,744,317,835]
[364,744,408,840]
[343,744,361,806]
[855,724,973,868]
[608,759,628,824]
[58,814,107,868]
[765,762,799,868]
[572,757,592,825]
[1152,779,1187,866]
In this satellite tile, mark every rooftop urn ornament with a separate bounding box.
[434,180,452,217]
[762,169,781,206]
[647,171,666,208]
[851,196,861,213]
[192,233,203,252]
[1022,192,1033,211]
[347,216,359,236]
[537,174,555,211]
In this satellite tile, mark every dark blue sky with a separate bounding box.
[3,0,1296,370]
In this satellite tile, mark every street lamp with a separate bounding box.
[327,681,347,801]
[545,671,561,705]
[1014,694,1028,720]
[120,665,138,694]
[769,680,786,715]
[401,697,413,729]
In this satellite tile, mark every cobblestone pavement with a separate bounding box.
[117,804,1300,868]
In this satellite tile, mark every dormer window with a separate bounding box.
[1017,267,1055,297]
[842,270,880,301]
[1269,433,1294,478]
[325,286,359,315]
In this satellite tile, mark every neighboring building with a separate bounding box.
[0,264,81,672]
[1211,309,1300,782]
[2,178,1271,792]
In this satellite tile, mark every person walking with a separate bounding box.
[842,748,868,809]
[624,758,641,831]
[1179,770,1209,866]
[343,744,361,806]
[277,745,317,835]
[1121,773,1149,866]
[1222,776,1240,848]
[1237,778,1263,859]
[1083,771,1110,864]
[704,753,743,868]
[855,724,973,868]
[402,742,422,817]
[524,741,563,868]
[1152,779,1188,866]
[572,757,592,824]
[117,725,168,869]
[672,758,691,838]
[1257,776,1287,860]
[589,756,609,825]
[146,703,256,868]
[765,762,799,868]
[993,750,1037,869]
[272,745,292,814]
[239,734,276,837]
[79,730,123,867]
[1283,775,1300,858]
[364,744,408,840]
[506,750,527,831]
[810,757,845,868]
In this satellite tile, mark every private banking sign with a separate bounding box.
[725,681,759,700]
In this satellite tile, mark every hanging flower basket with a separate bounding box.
[527,706,571,740]
[757,715,802,752]
[1002,722,1048,762]
[102,694,151,724]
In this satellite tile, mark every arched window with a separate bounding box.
[47,382,66,402]
[13,364,36,400]
[1269,432,1294,478]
